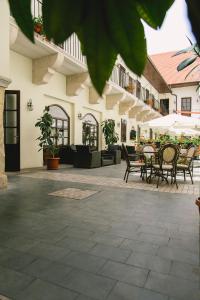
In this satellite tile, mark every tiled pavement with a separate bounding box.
[21,169,199,195]
[0,163,199,299]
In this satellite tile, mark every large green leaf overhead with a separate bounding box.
[77,1,118,95]
[9,0,34,41]
[8,0,175,95]
[135,0,174,29]
[186,0,200,46]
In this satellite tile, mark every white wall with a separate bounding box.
[172,85,200,119]
[0,0,10,78]
[8,50,144,169]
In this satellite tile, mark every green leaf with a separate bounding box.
[173,45,196,57]
[186,0,200,47]
[8,0,34,41]
[77,1,117,96]
[42,0,84,43]
[106,1,147,75]
[135,0,174,29]
[185,64,199,79]
[177,56,197,71]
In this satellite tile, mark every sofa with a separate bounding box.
[58,144,76,164]
[74,145,101,168]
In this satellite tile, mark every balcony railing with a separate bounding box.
[32,0,86,65]
[110,65,136,95]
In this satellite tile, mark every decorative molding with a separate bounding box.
[136,107,151,121]
[0,76,12,88]
[9,22,19,46]
[128,105,143,118]
[106,93,125,110]
[119,101,134,115]
[32,53,64,85]
[66,72,89,96]
[89,87,102,104]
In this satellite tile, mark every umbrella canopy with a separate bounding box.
[142,114,200,130]
[167,127,200,136]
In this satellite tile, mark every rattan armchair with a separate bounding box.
[122,143,145,183]
[152,144,179,188]
[177,145,196,184]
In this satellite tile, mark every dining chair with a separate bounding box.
[152,143,179,188]
[177,145,196,184]
[122,143,145,183]
[142,144,156,181]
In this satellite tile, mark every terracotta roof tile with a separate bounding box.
[150,51,200,85]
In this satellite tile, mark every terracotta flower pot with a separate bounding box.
[47,158,60,170]
[34,24,43,34]
[195,198,200,214]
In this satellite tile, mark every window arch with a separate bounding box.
[48,105,70,146]
[82,113,99,150]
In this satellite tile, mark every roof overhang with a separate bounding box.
[143,57,171,93]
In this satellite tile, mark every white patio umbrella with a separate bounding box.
[142,114,200,130]
[167,127,200,136]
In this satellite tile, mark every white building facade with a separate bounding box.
[0,0,171,188]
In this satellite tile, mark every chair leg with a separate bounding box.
[124,169,127,180]
[183,170,186,181]
[156,175,160,188]
[174,175,178,189]
[188,169,193,184]
[126,171,130,183]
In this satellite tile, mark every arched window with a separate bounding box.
[48,105,70,146]
[82,113,99,150]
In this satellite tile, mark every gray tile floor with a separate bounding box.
[0,163,199,300]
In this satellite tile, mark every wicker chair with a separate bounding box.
[177,145,196,184]
[152,144,179,188]
[122,143,145,183]
[142,144,156,181]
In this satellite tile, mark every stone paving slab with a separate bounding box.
[21,171,200,195]
[0,166,199,300]
[49,187,98,200]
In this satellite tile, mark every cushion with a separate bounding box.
[153,164,173,170]
[177,163,188,169]
[130,162,145,167]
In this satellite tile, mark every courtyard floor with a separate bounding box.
[0,162,199,300]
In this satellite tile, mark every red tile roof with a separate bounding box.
[150,51,200,86]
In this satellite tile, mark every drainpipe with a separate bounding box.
[169,86,178,114]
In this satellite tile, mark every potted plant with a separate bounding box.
[35,106,60,170]
[101,119,119,147]
[33,16,44,35]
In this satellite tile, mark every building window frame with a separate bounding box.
[48,104,70,146]
[82,113,99,150]
[181,97,192,116]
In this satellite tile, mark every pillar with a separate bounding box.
[0,0,11,188]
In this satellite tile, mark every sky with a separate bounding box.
[143,0,196,55]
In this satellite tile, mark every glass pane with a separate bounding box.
[64,130,68,138]
[64,121,68,129]
[49,105,68,120]
[6,128,17,144]
[64,138,68,145]
[5,111,17,127]
[57,120,62,128]
[57,137,63,145]
[82,114,97,125]
[5,94,17,110]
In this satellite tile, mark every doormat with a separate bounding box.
[49,188,98,200]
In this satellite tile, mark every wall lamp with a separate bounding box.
[77,112,82,119]
[27,98,34,111]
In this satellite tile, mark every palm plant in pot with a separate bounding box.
[35,106,60,170]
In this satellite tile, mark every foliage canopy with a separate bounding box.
[8,0,200,95]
